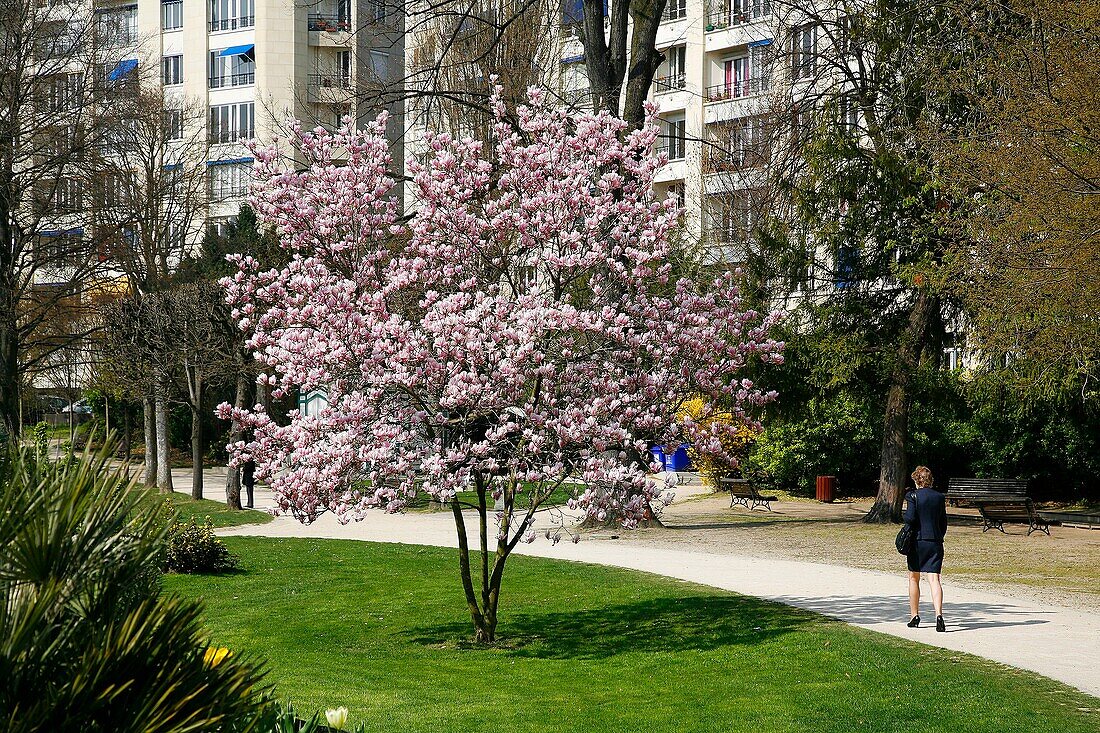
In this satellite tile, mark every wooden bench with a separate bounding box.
[974,499,1051,536]
[946,478,1049,536]
[946,478,1028,506]
[719,478,777,512]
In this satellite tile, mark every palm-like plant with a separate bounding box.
[0,444,269,731]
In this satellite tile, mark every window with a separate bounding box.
[663,0,686,22]
[367,50,386,80]
[714,116,770,170]
[36,229,85,266]
[749,43,771,92]
[208,161,252,200]
[96,6,137,46]
[370,0,385,22]
[210,0,255,31]
[209,102,255,144]
[162,54,183,85]
[165,109,183,141]
[656,45,686,92]
[53,178,82,212]
[210,49,255,87]
[48,73,82,112]
[713,56,748,100]
[705,191,759,265]
[792,23,817,80]
[162,0,183,30]
[660,115,686,161]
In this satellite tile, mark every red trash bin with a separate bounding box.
[815,475,836,503]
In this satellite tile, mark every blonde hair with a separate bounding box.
[911,465,933,488]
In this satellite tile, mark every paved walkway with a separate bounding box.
[181,467,1100,699]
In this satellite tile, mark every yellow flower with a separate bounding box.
[325,706,348,730]
[203,646,232,667]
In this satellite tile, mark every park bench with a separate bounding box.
[719,477,777,512]
[946,478,1050,536]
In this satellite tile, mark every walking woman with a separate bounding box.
[904,465,948,632]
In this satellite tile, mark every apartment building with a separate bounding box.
[560,0,784,267]
[90,0,403,236]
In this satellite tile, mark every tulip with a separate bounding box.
[325,706,348,730]
[202,646,232,667]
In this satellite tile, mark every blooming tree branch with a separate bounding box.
[218,88,783,642]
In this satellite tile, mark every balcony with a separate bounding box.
[706,3,770,31]
[654,73,686,93]
[655,143,686,162]
[308,14,352,46]
[705,76,768,102]
[210,16,255,32]
[308,14,351,31]
[307,73,354,104]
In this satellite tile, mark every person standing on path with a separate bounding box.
[904,465,948,632]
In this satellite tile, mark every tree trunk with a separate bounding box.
[155,390,173,494]
[581,0,667,127]
[451,498,495,643]
[190,402,203,500]
[143,396,157,486]
[185,362,204,500]
[224,376,248,509]
[0,284,20,443]
[865,291,940,523]
[122,404,132,477]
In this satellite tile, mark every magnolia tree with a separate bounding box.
[219,89,783,643]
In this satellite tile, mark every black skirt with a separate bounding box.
[907,539,944,573]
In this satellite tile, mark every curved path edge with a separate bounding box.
[219,509,1100,699]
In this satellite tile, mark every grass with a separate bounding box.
[164,537,1099,733]
[144,491,274,529]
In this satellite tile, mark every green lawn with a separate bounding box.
[148,492,274,528]
[164,538,1098,732]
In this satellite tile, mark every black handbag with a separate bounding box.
[895,522,916,555]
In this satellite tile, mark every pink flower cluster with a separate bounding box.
[218,92,783,536]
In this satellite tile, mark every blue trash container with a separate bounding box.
[664,444,691,471]
[649,446,666,470]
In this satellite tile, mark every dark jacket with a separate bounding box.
[903,487,947,542]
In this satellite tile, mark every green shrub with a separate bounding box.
[166,517,238,574]
[742,392,881,496]
[0,444,268,732]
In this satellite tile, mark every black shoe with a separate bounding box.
[936,616,946,632]
[907,615,920,628]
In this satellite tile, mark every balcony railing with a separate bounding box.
[705,76,768,102]
[706,3,770,31]
[654,73,686,93]
[308,73,352,89]
[655,142,686,161]
[662,0,687,22]
[209,16,255,31]
[209,128,255,145]
[308,14,352,31]
[209,72,255,89]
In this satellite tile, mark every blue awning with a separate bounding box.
[561,54,585,64]
[219,44,255,57]
[207,157,253,167]
[108,59,138,81]
[748,38,773,47]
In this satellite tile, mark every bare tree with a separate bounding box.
[87,81,209,488]
[0,0,125,439]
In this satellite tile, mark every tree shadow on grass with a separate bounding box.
[411,594,816,659]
